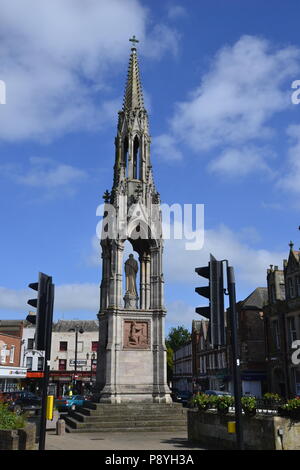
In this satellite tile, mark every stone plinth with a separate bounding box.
[96,308,171,404]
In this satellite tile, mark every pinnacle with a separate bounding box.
[123,48,145,112]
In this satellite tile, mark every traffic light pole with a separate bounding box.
[39,281,54,451]
[226,265,244,451]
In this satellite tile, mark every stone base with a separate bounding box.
[98,383,172,404]
[123,292,139,309]
[97,308,171,405]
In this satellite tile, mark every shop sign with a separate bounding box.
[69,360,87,366]
[0,367,27,378]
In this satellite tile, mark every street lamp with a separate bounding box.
[68,324,84,392]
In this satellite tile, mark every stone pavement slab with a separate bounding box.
[45,430,204,451]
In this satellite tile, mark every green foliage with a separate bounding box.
[241,396,257,412]
[263,392,282,402]
[215,395,234,411]
[165,326,191,352]
[191,393,210,410]
[282,398,300,411]
[0,404,25,430]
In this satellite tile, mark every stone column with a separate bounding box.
[139,254,146,310]
[100,245,110,311]
[145,254,151,310]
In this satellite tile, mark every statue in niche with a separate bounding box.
[125,254,138,296]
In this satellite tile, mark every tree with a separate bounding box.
[165,326,191,386]
[165,326,191,352]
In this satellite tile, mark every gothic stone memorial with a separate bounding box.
[95,40,172,404]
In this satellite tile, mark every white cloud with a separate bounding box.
[167,5,187,20]
[155,35,300,178]
[164,223,286,287]
[169,36,300,151]
[0,0,179,142]
[208,146,276,177]
[152,133,183,161]
[165,300,196,330]
[0,283,99,313]
[277,124,300,193]
[0,157,87,197]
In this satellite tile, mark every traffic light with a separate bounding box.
[27,272,54,351]
[195,254,225,347]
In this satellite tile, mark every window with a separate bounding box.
[59,359,67,371]
[296,276,300,297]
[37,357,44,371]
[288,317,297,345]
[91,341,98,352]
[9,346,15,364]
[59,341,68,351]
[288,278,295,299]
[0,345,7,364]
[279,284,286,300]
[26,357,33,371]
[77,341,84,353]
[272,320,280,350]
[27,338,34,350]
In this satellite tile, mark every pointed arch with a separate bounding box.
[133,135,140,179]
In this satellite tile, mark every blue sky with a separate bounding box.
[1,0,300,332]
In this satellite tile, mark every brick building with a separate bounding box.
[264,243,300,398]
[0,325,27,392]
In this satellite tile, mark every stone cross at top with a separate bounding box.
[129,35,139,49]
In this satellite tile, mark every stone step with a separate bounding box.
[77,408,187,418]
[68,411,187,424]
[65,416,186,429]
[66,424,187,433]
[84,402,183,411]
[64,401,188,433]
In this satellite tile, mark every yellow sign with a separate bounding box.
[228,421,236,434]
[46,395,54,421]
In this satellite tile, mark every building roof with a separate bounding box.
[52,320,99,332]
[238,287,268,310]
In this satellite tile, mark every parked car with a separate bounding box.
[55,395,86,412]
[204,390,232,396]
[0,391,41,415]
[173,390,193,406]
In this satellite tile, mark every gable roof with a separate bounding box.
[238,287,268,310]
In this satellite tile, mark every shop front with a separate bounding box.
[49,370,96,397]
[0,366,27,392]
